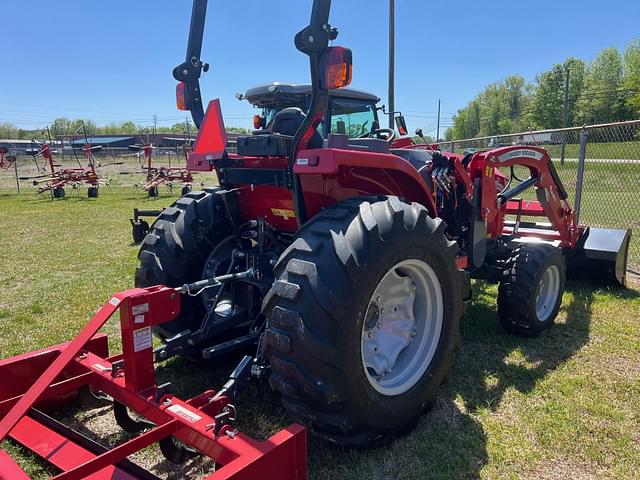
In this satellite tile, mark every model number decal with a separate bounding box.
[133,327,152,352]
[271,208,295,219]
[167,404,202,423]
[497,149,544,163]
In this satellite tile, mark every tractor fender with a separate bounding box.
[295,147,437,217]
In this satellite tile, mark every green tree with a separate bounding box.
[623,39,640,117]
[529,58,585,129]
[0,122,20,138]
[450,75,530,139]
[576,48,626,124]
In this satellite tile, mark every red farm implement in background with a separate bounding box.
[0,147,16,171]
[127,135,196,242]
[22,127,105,199]
[128,137,194,199]
[0,145,21,193]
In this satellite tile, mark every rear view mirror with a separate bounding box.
[395,115,408,136]
[320,46,353,89]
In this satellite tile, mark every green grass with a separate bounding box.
[545,140,640,160]
[0,186,639,478]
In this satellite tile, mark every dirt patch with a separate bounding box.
[627,269,640,287]
[56,398,215,479]
[527,457,614,480]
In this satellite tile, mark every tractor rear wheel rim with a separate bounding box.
[535,264,560,322]
[361,259,443,396]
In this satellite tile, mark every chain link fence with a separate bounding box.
[435,120,640,272]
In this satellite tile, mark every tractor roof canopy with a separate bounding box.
[243,82,380,109]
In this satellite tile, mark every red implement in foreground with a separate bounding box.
[0,286,306,480]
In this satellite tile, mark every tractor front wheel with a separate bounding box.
[497,243,565,335]
[262,196,465,447]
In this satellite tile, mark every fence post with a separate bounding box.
[574,127,588,225]
[559,65,570,165]
[14,157,20,194]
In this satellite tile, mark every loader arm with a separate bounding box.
[173,0,209,128]
[472,146,580,247]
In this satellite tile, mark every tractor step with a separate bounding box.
[202,332,260,360]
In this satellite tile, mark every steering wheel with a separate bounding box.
[359,128,396,142]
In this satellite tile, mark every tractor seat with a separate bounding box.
[237,107,324,157]
[390,148,433,171]
[270,107,324,149]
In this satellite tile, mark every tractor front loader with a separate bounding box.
[0,0,631,478]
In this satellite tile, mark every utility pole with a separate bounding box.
[152,114,158,135]
[388,0,395,129]
[560,65,570,165]
[436,99,441,142]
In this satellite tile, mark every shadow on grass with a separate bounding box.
[451,280,596,415]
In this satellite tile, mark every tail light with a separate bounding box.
[320,46,353,89]
[253,114,267,130]
[176,82,188,110]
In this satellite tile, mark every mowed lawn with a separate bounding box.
[0,187,639,479]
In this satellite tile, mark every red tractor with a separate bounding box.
[0,0,630,478]
[141,0,629,445]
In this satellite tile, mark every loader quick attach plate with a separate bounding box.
[566,227,632,286]
[0,287,307,480]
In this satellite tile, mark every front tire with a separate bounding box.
[262,196,465,447]
[497,243,565,335]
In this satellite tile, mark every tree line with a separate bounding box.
[446,39,640,140]
[0,119,250,140]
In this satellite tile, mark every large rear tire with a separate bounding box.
[135,189,231,341]
[262,196,465,447]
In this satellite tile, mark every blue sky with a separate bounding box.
[1,0,638,137]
